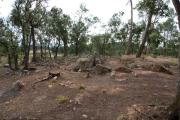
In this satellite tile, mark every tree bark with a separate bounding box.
[172,0,180,30]
[31,26,36,62]
[136,12,153,58]
[48,42,52,59]
[54,40,60,59]
[75,39,79,56]
[40,37,43,59]
[168,0,180,119]
[126,0,133,55]
[63,39,68,57]
[24,34,31,70]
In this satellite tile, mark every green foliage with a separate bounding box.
[136,0,169,16]
[79,85,86,90]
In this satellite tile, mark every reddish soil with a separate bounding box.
[0,56,178,120]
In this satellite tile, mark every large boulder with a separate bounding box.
[141,63,173,75]
[95,64,112,75]
[73,58,94,72]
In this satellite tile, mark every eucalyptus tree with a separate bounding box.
[70,4,99,56]
[108,11,124,38]
[29,0,47,62]
[10,0,47,69]
[47,7,71,58]
[168,0,180,119]
[126,0,134,55]
[108,11,124,54]
[10,0,31,69]
[136,0,169,57]
[0,18,19,70]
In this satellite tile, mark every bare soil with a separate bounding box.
[0,55,178,120]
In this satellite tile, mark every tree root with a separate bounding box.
[32,72,60,88]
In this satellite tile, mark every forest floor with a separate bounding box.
[0,55,178,120]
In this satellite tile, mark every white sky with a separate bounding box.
[0,0,176,33]
[0,0,139,23]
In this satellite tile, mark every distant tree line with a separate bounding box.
[0,0,179,70]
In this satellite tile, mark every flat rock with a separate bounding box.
[95,64,112,75]
[114,65,132,73]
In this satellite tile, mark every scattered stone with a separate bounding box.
[82,114,88,119]
[132,72,138,77]
[48,84,53,88]
[110,71,116,79]
[73,107,76,111]
[95,64,112,75]
[3,64,9,68]
[84,72,90,78]
[53,76,58,80]
[33,95,47,102]
[69,99,73,103]
[12,80,25,91]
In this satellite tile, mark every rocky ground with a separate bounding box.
[0,55,178,120]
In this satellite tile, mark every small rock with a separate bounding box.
[73,107,76,111]
[133,72,138,77]
[3,64,9,68]
[53,76,58,80]
[13,80,25,91]
[110,71,116,79]
[48,85,53,88]
[5,101,10,105]
[82,114,88,119]
[69,99,73,103]
[84,72,90,78]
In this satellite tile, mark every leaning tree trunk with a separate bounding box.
[136,12,153,58]
[126,0,133,55]
[31,26,36,62]
[168,0,180,119]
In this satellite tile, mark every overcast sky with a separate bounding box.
[0,0,176,33]
[0,0,140,22]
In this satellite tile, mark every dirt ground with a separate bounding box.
[0,55,178,120]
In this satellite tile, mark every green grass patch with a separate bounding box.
[79,85,86,90]
[56,95,69,104]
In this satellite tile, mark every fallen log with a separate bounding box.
[32,72,60,88]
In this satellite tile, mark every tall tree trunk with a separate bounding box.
[40,38,43,59]
[63,39,68,57]
[172,0,180,29]
[126,0,133,55]
[136,12,153,58]
[48,41,52,59]
[54,40,60,59]
[31,26,36,62]
[24,34,31,70]
[22,27,26,65]
[14,51,18,70]
[168,0,180,119]
[75,39,79,56]
[7,48,12,70]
